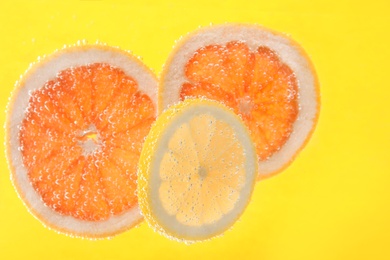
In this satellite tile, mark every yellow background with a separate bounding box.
[1,0,389,259]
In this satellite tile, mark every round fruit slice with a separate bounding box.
[138,98,257,242]
[160,24,320,179]
[5,44,158,238]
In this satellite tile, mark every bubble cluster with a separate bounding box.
[181,41,299,160]
[158,113,245,227]
[18,63,156,221]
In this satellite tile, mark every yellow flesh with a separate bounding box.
[158,113,246,226]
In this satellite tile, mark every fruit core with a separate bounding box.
[77,124,101,156]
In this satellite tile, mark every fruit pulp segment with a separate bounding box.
[158,113,246,226]
[181,42,299,160]
[19,63,156,221]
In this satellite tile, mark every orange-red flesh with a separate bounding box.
[181,41,299,160]
[19,63,156,221]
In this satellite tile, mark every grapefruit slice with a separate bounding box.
[137,98,257,242]
[160,24,320,179]
[5,44,158,238]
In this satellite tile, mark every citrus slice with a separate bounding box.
[137,98,257,242]
[5,44,158,238]
[160,24,320,179]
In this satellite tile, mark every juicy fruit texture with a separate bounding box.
[182,43,299,160]
[6,45,158,238]
[138,98,257,242]
[159,114,246,226]
[20,63,155,221]
[160,24,320,179]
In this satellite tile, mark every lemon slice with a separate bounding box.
[137,98,257,242]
